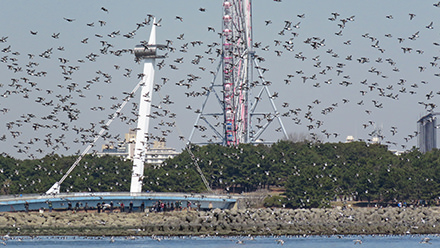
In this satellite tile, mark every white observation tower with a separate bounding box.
[130,20,165,193]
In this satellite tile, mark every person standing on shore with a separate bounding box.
[24,201,29,213]
[120,202,125,212]
[84,203,88,213]
[110,201,113,213]
[48,201,53,212]
[140,202,145,212]
[187,201,191,211]
[129,201,133,213]
[75,202,80,213]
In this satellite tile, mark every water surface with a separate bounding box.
[2,234,438,247]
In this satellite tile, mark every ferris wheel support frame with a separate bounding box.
[189,0,287,146]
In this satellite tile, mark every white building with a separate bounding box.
[345,135,355,143]
[97,130,180,165]
[145,141,180,165]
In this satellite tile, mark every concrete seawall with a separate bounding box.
[1,207,440,236]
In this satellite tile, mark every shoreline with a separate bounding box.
[1,207,439,236]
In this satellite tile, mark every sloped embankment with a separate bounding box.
[0,207,439,236]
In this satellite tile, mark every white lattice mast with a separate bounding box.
[222,0,252,145]
[130,20,165,193]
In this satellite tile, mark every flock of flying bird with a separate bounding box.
[247,1,440,150]
[0,1,440,163]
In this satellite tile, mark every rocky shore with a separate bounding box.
[1,207,440,236]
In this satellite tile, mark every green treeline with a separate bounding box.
[147,141,440,208]
[1,141,440,209]
[0,154,132,194]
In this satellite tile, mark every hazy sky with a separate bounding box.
[1,0,440,159]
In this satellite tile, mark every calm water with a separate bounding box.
[2,235,439,247]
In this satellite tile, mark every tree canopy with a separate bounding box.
[1,140,440,209]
